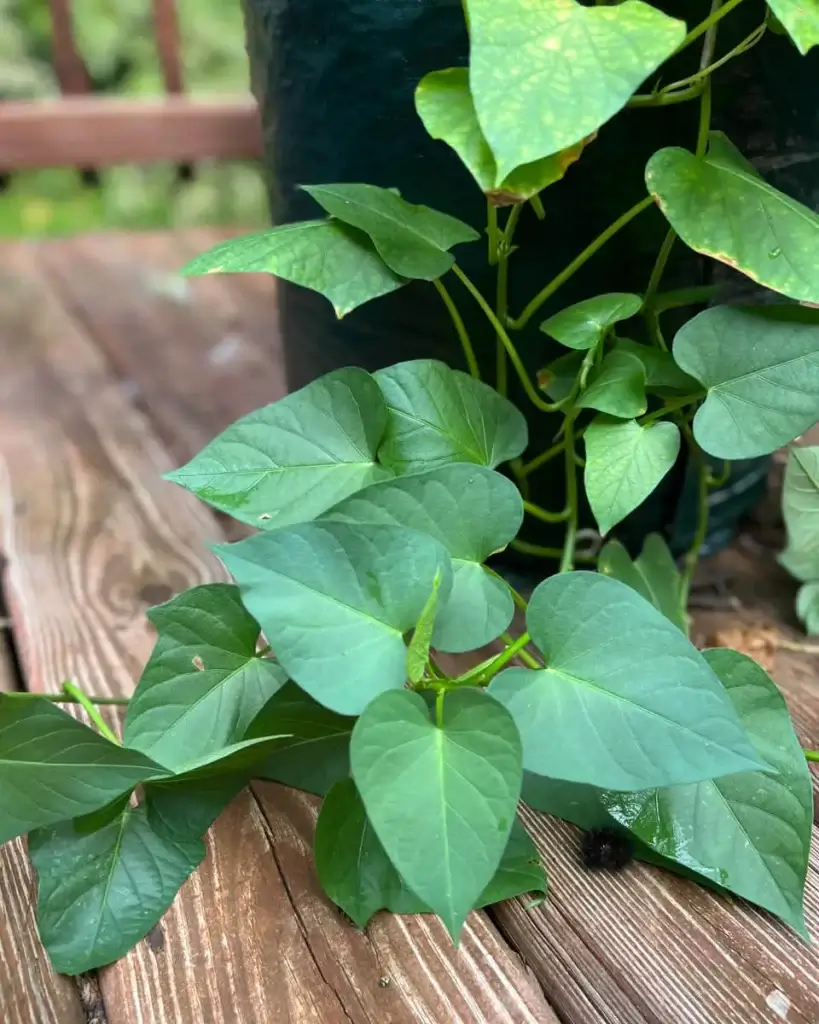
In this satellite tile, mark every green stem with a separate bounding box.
[511,539,566,559]
[707,460,731,488]
[644,229,677,317]
[639,393,704,426]
[674,0,746,56]
[433,277,480,379]
[804,749,819,763]
[452,264,566,413]
[485,567,528,613]
[256,644,272,658]
[649,284,721,311]
[495,204,522,396]
[524,500,570,524]
[530,194,546,220]
[501,633,541,670]
[487,202,500,266]
[520,440,564,477]
[680,429,709,607]
[62,681,121,744]
[509,195,654,331]
[435,689,445,728]
[465,632,533,684]
[9,692,130,706]
[560,417,579,574]
[628,84,703,108]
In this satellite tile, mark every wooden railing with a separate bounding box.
[0,0,263,170]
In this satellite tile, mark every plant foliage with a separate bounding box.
[4,0,817,973]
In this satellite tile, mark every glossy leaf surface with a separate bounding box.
[351,688,522,940]
[375,360,528,474]
[674,305,819,458]
[123,584,286,769]
[217,522,452,716]
[323,464,523,652]
[302,183,478,280]
[780,446,819,582]
[605,649,813,936]
[767,0,819,54]
[584,416,680,535]
[575,350,647,418]
[468,0,684,180]
[488,573,766,791]
[165,368,390,529]
[181,220,404,317]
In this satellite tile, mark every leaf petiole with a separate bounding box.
[61,682,122,745]
[433,277,480,379]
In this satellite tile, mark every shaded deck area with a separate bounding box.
[0,229,818,1023]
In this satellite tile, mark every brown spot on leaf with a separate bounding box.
[192,655,205,671]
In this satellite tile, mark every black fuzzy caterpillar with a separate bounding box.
[580,828,633,871]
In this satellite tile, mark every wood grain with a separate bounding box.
[0,238,562,1023]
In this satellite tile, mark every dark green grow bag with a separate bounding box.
[242,0,818,563]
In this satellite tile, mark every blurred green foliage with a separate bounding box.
[0,0,269,236]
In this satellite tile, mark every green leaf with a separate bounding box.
[415,67,588,202]
[673,305,819,459]
[123,584,287,770]
[181,220,404,317]
[375,360,528,474]
[316,780,546,928]
[613,338,700,394]
[762,1,819,55]
[321,464,523,652]
[647,133,819,304]
[598,534,687,633]
[217,522,452,716]
[351,688,522,940]
[604,649,813,937]
[301,184,478,280]
[406,571,442,683]
[30,802,204,974]
[246,684,355,797]
[575,351,647,418]
[780,446,819,581]
[467,0,685,181]
[521,774,614,832]
[487,572,767,791]
[540,293,642,351]
[796,581,819,635]
[165,368,390,530]
[537,350,584,403]
[584,416,680,535]
[0,696,166,845]
[163,735,291,783]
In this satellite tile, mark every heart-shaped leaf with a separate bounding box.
[217,522,452,716]
[576,350,647,418]
[538,350,584,403]
[613,338,700,394]
[164,735,291,783]
[322,464,523,652]
[604,648,813,937]
[181,220,404,317]
[302,184,478,280]
[780,446,819,581]
[31,800,204,975]
[673,305,819,458]
[415,67,589,203]
[598,534,687,633]
[467,0,685,181]
[316,779,546,927]
[584,416,680,535]
[488,572,767,791]
[763,1,819,55]
[245,684,355,797]
[351,688,522,940]
[123,584,286,769]
[375,360,528,474]
[541,293,642,351]
[648,133,819,304]
[165,368,390,529]
[0,696,166,845]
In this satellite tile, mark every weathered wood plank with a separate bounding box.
[0,239,559,1023]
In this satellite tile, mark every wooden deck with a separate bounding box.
[0,228,818,1023]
